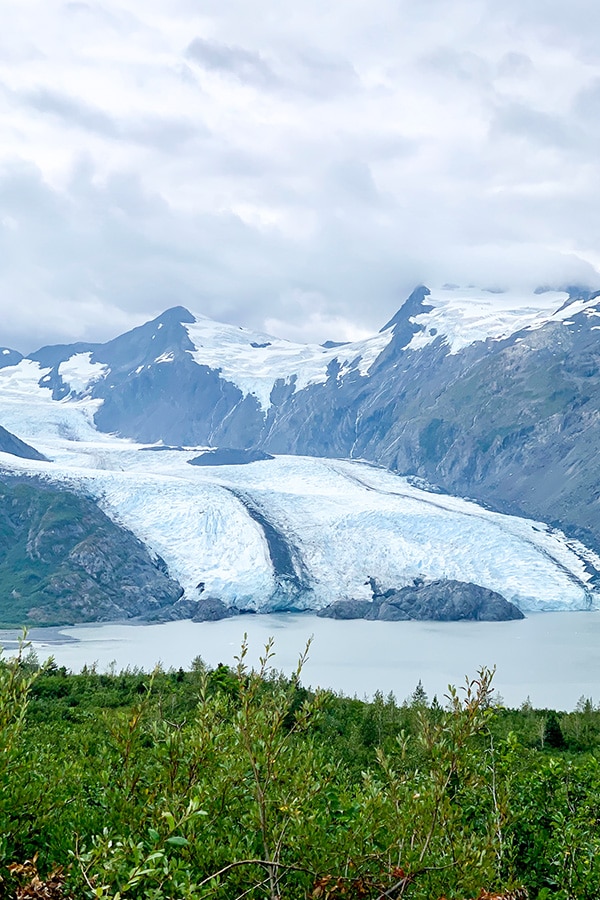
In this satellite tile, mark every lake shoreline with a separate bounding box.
[1,610,598,710]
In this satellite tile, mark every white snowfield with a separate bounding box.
[5,314,394,413]
[0,370,598,615]
[185,316,393,411]
[406,287,599,354]
[57,353,109,395]
[175,289,600,405]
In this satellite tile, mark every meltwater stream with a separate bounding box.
[3,611,600,710]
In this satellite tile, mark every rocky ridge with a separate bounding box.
[0,425,47,462]
[3,284,597,547]
[317,579,524,622]
[0,476,183,625]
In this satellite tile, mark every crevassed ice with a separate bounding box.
[0,391,598,614]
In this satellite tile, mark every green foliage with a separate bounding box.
[3,645,600,898]
[544,711,566,750]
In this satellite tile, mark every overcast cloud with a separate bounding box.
[1,0,600,351]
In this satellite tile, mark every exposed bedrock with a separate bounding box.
[317,580,525,622]
[0,476,183,625]
[188,448,274,466]
[0,425,48,462]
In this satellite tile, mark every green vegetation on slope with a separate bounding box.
[0,478,183,626]
[2,640,600,899]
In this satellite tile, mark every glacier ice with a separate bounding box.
[185,316,394,411]
[0,368,598,615]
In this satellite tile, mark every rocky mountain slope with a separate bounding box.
[0,477,183,625]
[2,283,598,547]
[0,425,47,461]
[1,283,600,624]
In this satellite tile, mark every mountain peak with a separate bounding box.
[380,285,432,333]
[0,347,23,369]
[154,306,196,326]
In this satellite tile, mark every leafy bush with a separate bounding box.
[2,639,600,898]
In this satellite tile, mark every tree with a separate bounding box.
[411,679,429,707]
[543,711,566,749]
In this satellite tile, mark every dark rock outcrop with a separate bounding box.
[316,599,375,620]
[191,596,243,622]
[318,580,524,622]
[386,580,524,621]
[188,448,274,466]
[145,598,198,622]
[0,426,48,461]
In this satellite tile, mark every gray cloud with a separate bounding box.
[485,0,600,61]
[282,48,360,98]
[423,47,492,86]
[0,0,599,351]
[16,87,202,150]
[21,87,118,136]
[496,52,534,79]
[573,78,600,120]
[323,159,383,210]
[124,116,201,151]
[490,102,574,149]
[185,35,359,98]
[186,37,278,87]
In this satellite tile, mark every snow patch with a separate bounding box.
[185,316,393,411]
[58,353,109,395]
[0,359,53,395]
[404,287,589,354]
[0,359,106,448]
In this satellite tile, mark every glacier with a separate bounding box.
[0,365,598,616]
[2,290,600,618]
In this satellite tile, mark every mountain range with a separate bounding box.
[1,283,599,624]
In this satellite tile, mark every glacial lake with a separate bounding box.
[2,611,600,710]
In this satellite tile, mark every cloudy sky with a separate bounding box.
[2,0,600,351]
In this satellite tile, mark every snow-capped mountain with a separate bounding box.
[3,283,599,545]
[1,282,600,623]
[7,303,398,447]
[0,391,598,617]
[384,284,600,354]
